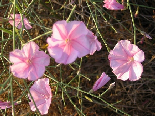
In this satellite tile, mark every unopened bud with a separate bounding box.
[108,82,115,90]
[134,7,139,18]
[141,31,152,39]
[89,89,94,93]
[77,68,81,75]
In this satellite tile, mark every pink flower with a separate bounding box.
[103,0,124,10]
[29,78,52,115]
[9,42,50,81]
[108,40,144,81]
[9,14,32,30]
[93,72,111,91]
[87,30,102,55]
[47,20,91,64]
[0,101,17,109]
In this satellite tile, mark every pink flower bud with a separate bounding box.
[93,72,111,91]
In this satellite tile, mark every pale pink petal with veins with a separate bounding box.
[93,72,111,91]
[47,20,92,64]
[29,78,52,115]
[108,40,144,81]
[9,42,50,81]
[9,14,32,30]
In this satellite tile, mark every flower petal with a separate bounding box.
[129,61,143,81]
[48,46,63,61]
[0,101,18,109]
[67,21,88,39]
[109,59,127,71]
[87,30,102,55]
[95,38,102,51]
[10,62,29,79]
[33,51,50,66]
[9,49,26,64]
[52,20,67,41]
[23,17,32,29]
[37,101,50,115]
[9,14,32,30]
[120,40,141,57]
[113,61,132,81]
[116,68,130,81]
[29,98,46,111]
[103,0,124,10]
[29,78,52,115]
[108,52,128,61]
[56,44,79,64]
[10,42,50,81]
[28,64,45,81]
[47,36,63,47]
[109,41,128,58]
[9,14,21,29]
[71,36,90,58]
[109,40,144,81]
[22,42,39,59]
[133,50,144,63]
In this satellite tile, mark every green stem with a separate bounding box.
[86,1,110,52]
[0,38,13,43]
[0,28,13,35]
[93,2,117,33]
[66,5,76,22]
[24,0,36,14]
[45,74,130,116]
[28,30,52,43]
[10,75,15,116]
[10,0,17,115]
[62,86,85,116]
[60,65,65,105]
[13,0,16,50]
[1,75,11,88]
[77,58,82,97]
[14,81,33,103]
[99,88,109,97]
[23,80,41,116]
[128,0,136,44]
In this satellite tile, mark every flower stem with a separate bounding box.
[99,88,109,97]
[86,1,110,52]
[128,0,136,45]
[13,0,16,50]
[10,75,15,116]
[23,80,41,116]
[66,5,76,22]
[10,0,17,114]
[45,73,130,116]
[28,30,52,43]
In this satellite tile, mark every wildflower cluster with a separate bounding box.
[0,0,147,115]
